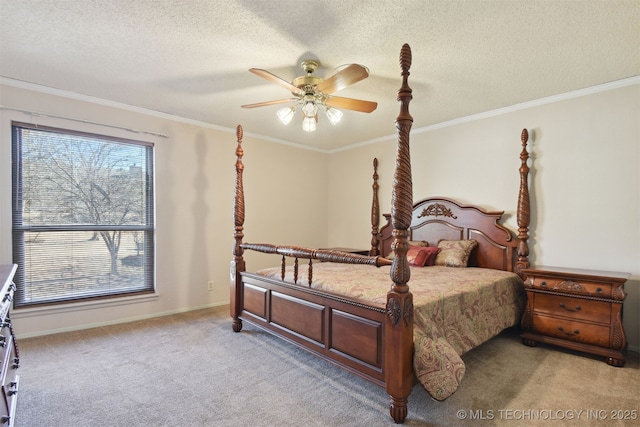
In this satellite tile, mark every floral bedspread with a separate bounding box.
[255,263,525,400]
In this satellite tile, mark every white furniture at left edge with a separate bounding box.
[0,264,19,427]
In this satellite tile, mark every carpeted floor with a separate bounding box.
[15,306,639,426]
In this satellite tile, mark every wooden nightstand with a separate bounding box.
[520,266,630,367]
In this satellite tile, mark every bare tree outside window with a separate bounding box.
[11,123,155,306]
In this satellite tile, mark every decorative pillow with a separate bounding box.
[422,247,441,266]
[406,246,428,266]
[386,240,429,260]
[407,245,439,267]
[434,240,478,267]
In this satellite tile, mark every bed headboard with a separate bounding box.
[376,129,531,274]
[378,198,517,271]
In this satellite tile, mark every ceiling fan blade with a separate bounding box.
[325,96,377,113]
[249,68,303,95]
[316,64,369,95]
[241,98,298,109]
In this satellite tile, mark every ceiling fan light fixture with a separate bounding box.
[302,116,317,132]
[325,107,343,125]
[244,59,376,134]
[276,106,295,125]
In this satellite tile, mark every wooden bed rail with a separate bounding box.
[239,242,391,286]
[240,243,391,266]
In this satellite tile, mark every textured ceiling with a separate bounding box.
[1,1,639,151]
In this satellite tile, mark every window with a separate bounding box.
[11,122,155,307]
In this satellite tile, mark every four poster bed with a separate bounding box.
[230,44,531,423]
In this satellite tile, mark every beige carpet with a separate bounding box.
[15,306,639,426]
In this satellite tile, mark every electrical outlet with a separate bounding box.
[208,281,215,291]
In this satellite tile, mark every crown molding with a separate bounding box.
[3,75,638,155]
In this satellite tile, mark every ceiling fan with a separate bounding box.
[241,60,377,132]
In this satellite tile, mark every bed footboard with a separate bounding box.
[239,272,387,383]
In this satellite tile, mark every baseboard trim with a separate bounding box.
[14,302,228,339]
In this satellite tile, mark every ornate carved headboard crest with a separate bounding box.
[417,203,458,219]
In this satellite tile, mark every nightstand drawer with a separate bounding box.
[531,314,610,347]
[533,293,611,323]
[528,276,611,298]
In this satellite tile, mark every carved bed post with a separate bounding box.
[516,128,531,276]
[370,158,380,256]
[231,125,246,332]
[385,43,414,424]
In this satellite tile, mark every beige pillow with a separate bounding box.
[434,240,478,267]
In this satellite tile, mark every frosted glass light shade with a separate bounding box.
[302,100,318,117]
[302,116,316,132]
[325,107,343,125]
[276,106,295,125]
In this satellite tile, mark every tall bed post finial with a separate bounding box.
[370,158,380,256]
[231,125,246,332]
[385,43,414,424]
[233,125,245,258]
[516,128,531,276]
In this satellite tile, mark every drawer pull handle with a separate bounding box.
[557,326,580,336]
[559,303,582,312]
[596,287,603,293]
[7,382,18,396]
[540,281,547,287]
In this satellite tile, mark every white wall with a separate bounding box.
[328,82,640,351]
[0,83,328,337]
